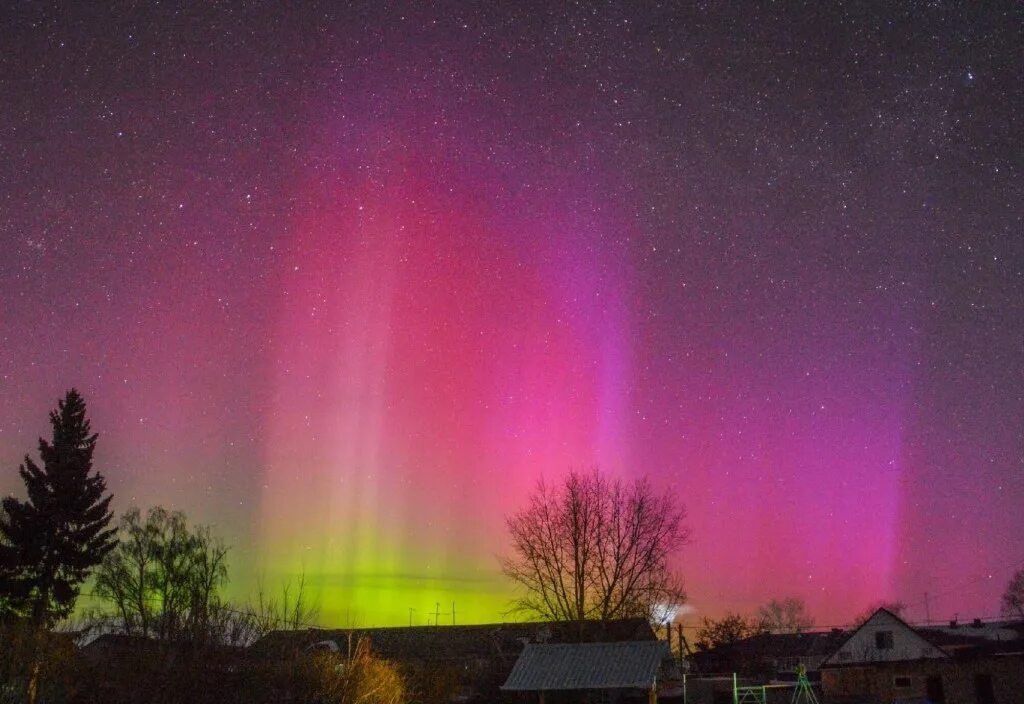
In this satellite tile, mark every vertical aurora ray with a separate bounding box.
[2,3,1019,632]
[256,128,640,624]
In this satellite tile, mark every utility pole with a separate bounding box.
[678,623,693,657]
[409,608,417,627]
[924,593,931,624]
[427,601,453,626]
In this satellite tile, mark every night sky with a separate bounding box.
[1,2,1021,628]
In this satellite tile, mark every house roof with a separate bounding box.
[78,633,247,667]
[692,629,850,662]
[502,641,670,691]
[250,617,656,663]
[821,608,947,667]
[918,620,1024,656]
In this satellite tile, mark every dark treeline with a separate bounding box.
[0,390,413,704]
[3,390,1022,704]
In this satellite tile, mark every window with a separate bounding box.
[974,674,995,704]
[875,630,894,649]
[894,676,912,689]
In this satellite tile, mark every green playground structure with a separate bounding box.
[731,665,820,704]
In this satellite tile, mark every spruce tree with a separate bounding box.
[0,389,116,626]
[0,505,17,619]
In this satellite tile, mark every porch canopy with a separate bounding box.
[502,640,670,692]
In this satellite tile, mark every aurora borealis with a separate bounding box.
[1,3,1021,628]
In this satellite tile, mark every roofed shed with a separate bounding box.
[503,641,672,704]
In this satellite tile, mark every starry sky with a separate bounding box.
[1,2,1021,628]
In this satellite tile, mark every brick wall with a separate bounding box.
[822,655,1024,704]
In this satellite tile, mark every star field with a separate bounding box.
[0,2,1021,626]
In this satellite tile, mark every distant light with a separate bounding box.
[652,603,680,625]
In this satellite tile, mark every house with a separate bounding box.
[918,619,1024,659]
[672,630,847,704]
[822,609,947,667]
[502,640,674,704]
[251,618,658,702]
[820,608,1024,704]
[689,630,850,680]
[74,633,251,703]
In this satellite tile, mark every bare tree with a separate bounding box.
[758,597,815,633]
[94,507,228,643]
[1002,568,1024,619]
[247,570,319,637]
[850,599,907,626]
[501,468,688,623]
[694,613,766,650]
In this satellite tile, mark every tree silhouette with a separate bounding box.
[95,506,228,642]
[501,468,688,623]
[758,596,815,633]
[0,389,116,626]
[1002,568,1024,619]
[850,600,907,627]
[694,613,766,650]
[0,505,17,619]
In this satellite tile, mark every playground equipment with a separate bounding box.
[730,665,819,704]
[789,665,820,704]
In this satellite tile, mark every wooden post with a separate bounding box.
[649,684,658,704]
[539,692,545,704]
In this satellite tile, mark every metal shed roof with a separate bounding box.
[501,640,670,691]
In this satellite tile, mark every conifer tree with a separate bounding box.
[0,389,116,626]
[0,505,17,619]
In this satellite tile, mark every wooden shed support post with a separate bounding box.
[649,684,658,704]
[538,692,545,704]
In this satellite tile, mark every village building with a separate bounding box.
[502,640,675,704]
[688,630,850,681]
[251,617,658,702]
[820,608,1024,704]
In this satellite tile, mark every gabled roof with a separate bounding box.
[502,641,670,691]
[821,608,946,667]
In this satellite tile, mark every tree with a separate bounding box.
[0,621,76,702]
[305,637,405,704]
[1002,568,1024,619]
[246,570,319,637]
[851,600,907,626]
[0,389,116,626]
[694,613,766,651]
[94,506,228,642]
[501,468,688,623]
[0,505,17,619]
[758,596,815,633]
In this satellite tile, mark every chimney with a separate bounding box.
[972,618,983,628]
[949,619,958,628]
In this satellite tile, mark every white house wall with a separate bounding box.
[825,610,946,665]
